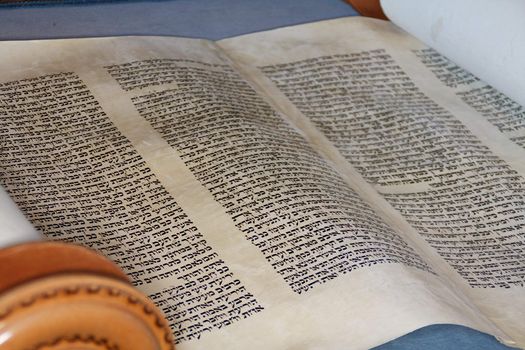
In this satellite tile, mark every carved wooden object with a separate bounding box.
[0,242,174,350]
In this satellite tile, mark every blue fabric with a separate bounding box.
[374,324,517,350]
[0,1,517,349]
[0,0,357,40]
[0,0,149,8]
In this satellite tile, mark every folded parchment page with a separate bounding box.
[0,186,41,247]
[381,0,525,108]
[219,17,525,348]
[0,18,519,350]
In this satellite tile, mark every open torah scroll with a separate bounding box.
[0,7,524,350]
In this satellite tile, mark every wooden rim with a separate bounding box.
[0,274,174,350]
[0,241,128,293]
[346,0,388,20]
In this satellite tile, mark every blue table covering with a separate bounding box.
[0,0,356,40]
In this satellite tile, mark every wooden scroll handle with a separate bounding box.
[0,242,174,350]
[346,0,388,20]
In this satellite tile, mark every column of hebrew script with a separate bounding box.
[415,48,525,148]
[218,17,525,347]
[0,72,262,343]
[260,50,525,289]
